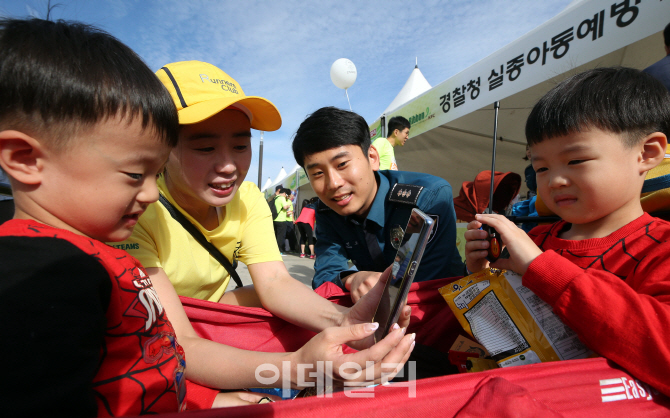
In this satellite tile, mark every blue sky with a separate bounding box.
[0,0,573,188]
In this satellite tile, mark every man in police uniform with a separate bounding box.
[292,107,464,301]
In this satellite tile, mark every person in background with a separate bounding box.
[296,197,317,258]
[643,21,670,91]
[290,188,298,208]
[273,187,290,253]
[283,188,298,253]
[371,116,410,171]
[523,144,537,199]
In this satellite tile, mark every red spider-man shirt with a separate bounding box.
[0,220,186,416]
[525,213,670,397]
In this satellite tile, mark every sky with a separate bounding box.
[0,0,573,189]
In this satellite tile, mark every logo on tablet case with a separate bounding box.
[390,225,405,249]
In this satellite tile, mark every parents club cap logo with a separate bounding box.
[156,60,281,131]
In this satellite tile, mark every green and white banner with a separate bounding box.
[386,0,669,138]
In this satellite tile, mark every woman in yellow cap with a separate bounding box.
[115,61,415,408]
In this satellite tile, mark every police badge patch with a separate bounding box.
[426,214,439,243]
[390,225,404,249]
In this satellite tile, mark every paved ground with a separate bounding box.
[232,252,317,289]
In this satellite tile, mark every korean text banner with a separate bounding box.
[388,0,669,138]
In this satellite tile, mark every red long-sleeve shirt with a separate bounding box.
[524,213,670,396]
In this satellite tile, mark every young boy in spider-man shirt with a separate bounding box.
[0,18,187,416]
[464,67,670,397]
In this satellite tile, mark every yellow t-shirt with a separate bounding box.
[112,177,282,302]
[372,137,398,170]
[273,195,289,222]
[287,201,294,221]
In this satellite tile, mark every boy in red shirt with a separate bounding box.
[465,67,670,396]
[0,18,183,416]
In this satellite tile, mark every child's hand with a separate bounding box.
[464,220,492,273]
[473,214,543,275]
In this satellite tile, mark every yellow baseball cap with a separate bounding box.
[156,60,282,131]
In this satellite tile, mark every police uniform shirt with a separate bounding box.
[313,170,464,290]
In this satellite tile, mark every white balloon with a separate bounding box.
[330,58,357,90]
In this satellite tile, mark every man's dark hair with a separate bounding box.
[275,185,283,192]
[0,18,178,149]
[292,106,371,167]
[525,67,670,147]
[387,116,410,137]
[664,21,670,47]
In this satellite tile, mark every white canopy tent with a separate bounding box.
[261,177,273,193]
[383,0,668,197]
[369,63,433,141]
[382,62,432,117]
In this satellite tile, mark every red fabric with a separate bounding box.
[179,277,465,409]
[525,213,670,397]
[185,380,219,411]
[139,358,670,418]
[169,274,670,417]
[295,206,316,229]
[453,170,521,222]
[180,297,321,409]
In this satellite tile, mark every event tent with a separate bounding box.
[263,0,668,210]
[383,0,669,197]
[373,61,433,132]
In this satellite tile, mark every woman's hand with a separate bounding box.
[289,321,415,388]
[340,266,411,350]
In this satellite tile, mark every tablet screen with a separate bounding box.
[372,209,432,342]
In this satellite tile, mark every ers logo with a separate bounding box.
[132,268,165,331]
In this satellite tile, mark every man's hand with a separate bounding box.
[343,271,382,302]
[466,214,543,275]
[340,266,411,350]
[290,322,415,388]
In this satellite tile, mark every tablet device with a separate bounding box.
[372,208,434,342]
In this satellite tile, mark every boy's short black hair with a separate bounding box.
[292,106,371,168]
[387,116,410,137]
[275,185,283,192]
[525,67,670,147]
[0,18,178,149]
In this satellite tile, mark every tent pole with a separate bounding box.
[258,131,264,189]
[488,102,500,212]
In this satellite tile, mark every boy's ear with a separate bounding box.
[0,130,45,185]
[638,131,668,174]
[368,143,380,171]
